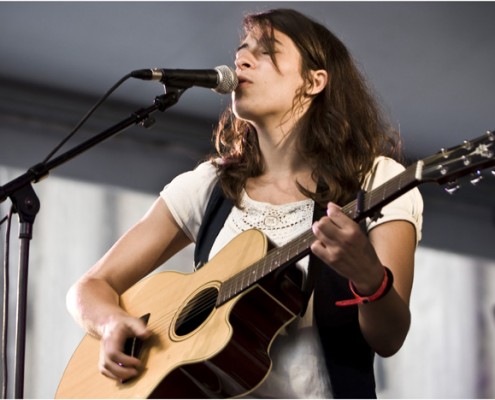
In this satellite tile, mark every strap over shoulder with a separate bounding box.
[194,182,233,269]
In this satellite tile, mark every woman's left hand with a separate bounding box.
[311,202,384,295]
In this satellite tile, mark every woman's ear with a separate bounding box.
[307,69,328,96]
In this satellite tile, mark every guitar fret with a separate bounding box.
[240,266,245,294]
[234,272,240,295]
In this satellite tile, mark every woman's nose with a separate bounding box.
[235,51,254,71]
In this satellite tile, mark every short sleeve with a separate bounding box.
[364,157,424,243]
[160,161,218,242]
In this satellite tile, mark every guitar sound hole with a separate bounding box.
[175,287,218,337]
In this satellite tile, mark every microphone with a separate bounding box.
[130,65,238,94]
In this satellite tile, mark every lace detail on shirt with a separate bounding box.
[227,190,315,247]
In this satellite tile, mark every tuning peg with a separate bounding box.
[470,171,483,185]
[463,140,473,151]
[461,155,472,166]
[444,181,460,195]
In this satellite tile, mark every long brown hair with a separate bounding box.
[211,8,400,208]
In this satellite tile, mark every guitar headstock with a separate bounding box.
[419,131,495,190]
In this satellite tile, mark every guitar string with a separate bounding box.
[364,163,417,216]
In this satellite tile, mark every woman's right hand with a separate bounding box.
[98,313,152,382]
[66,198,191,382]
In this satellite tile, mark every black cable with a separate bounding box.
[41,73,133,164]
[1,207,14,399]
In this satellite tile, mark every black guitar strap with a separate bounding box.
[194,183,234,270]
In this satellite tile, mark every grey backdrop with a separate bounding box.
[1,2,494,398]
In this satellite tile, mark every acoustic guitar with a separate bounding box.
[56,132,495,398]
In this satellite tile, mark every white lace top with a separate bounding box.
[209,190,314,262]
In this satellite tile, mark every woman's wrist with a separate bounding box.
[335,266,394,307]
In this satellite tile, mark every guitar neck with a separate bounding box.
[343,161,423,221]
[217,161,423,306]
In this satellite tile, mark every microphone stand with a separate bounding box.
[0,88,185,399]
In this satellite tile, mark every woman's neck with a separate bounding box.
[246,126,317,204]
[255,119,305,174]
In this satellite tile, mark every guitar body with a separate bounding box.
[55,229,306,398]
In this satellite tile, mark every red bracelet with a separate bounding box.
[335,266,394,307]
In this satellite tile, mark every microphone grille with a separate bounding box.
[214,65,238,94]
